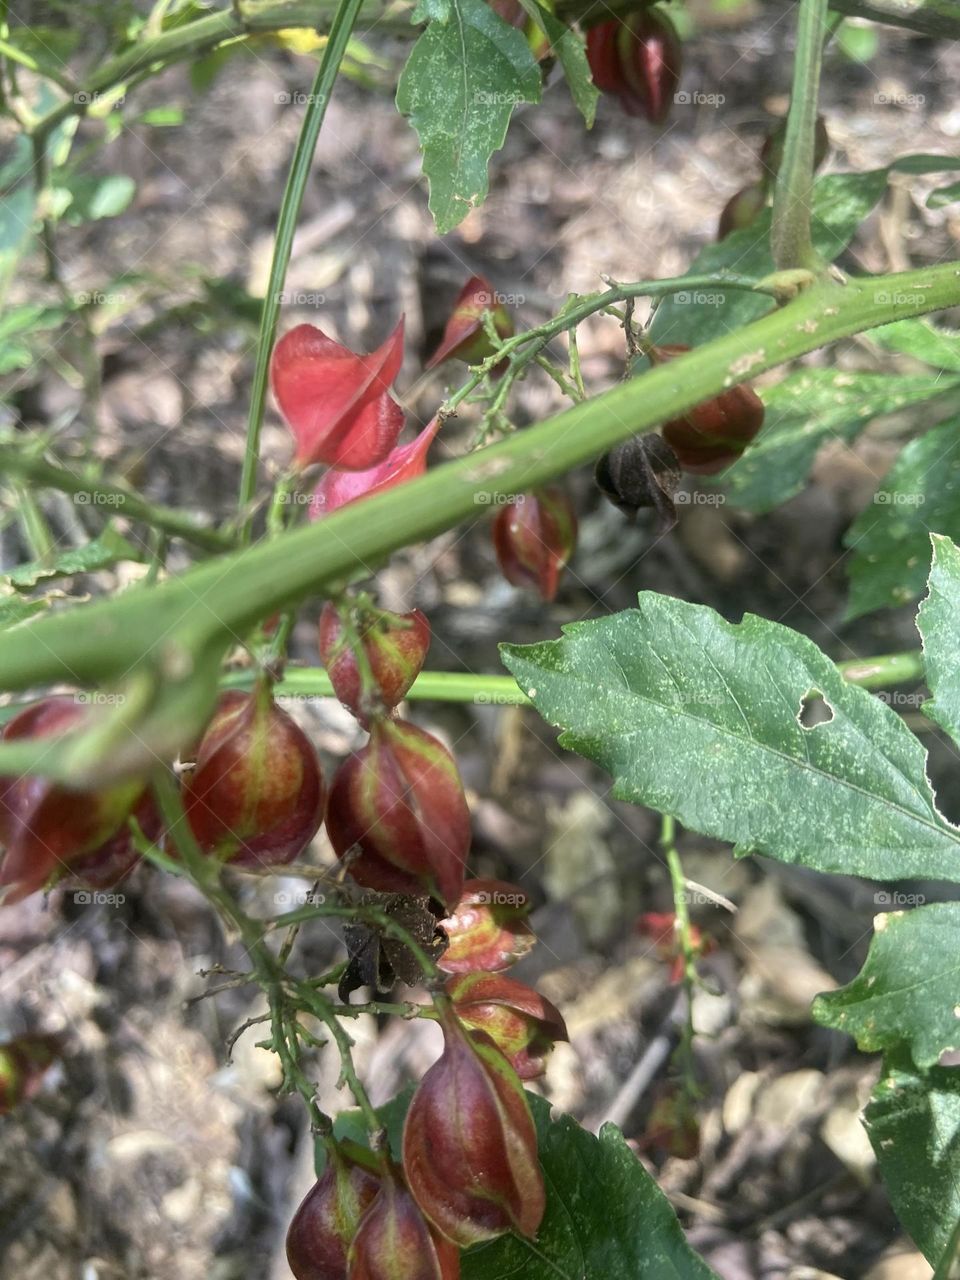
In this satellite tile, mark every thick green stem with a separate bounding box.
[0,262,957,783]
[238,0,366,536]
[770,0,830,272]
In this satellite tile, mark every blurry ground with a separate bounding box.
[2,3,960,1278]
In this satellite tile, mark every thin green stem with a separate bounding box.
[237,0,366,540]
[662,816,699,1088]
[771,0,831,271]
[933,1215,960,1280]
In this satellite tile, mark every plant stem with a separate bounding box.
[662,815,698,1075]
[237,0,366,541]
[835,651,924,688]
[771,0,830,272]
[0,263,957,728]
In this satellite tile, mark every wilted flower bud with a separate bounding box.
[309,418,440,518]
[717,181,767,241]
[318,603,431,726]
[0,697,147,904]
[492,487,578,602]
[447,971,568,1080]
[427,275,514,370]
[651,344,765,475]
[325,718,469,911]
[0,1033,62,1114]
[287,1144,381,1280]
[586,10,682,125]
[438,878,535,974]
[403,1008,545,1245]
[271,319,405,471]
[349,1166,460,1280]
[182,687,324,867]
[595,432,681,530]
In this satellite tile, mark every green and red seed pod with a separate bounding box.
[286,1144,381,1280]
[426,275,515,370]
[492,486,577,602]
[348,1166,460,1280]
[0,696,148,905]
[585,10,682,125]
[182,686,324,867]
[402,1007,545,1246]
[325,717,470,911]
[651,344,765,475]
[446,971,568,1080]
[318,603,431,726]
[438,878,535,974]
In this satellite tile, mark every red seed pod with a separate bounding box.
[586,11,682,125]
[348,1167,460,1280]
[286,1145,381,1280]
[325,718,469,910]
[402,1008,545,1245]
[492,487,578,602]
[446,972,568,1080]
[717,181,767,241]
[426,276,514,370]
[271,320,405,471]
[0,1033,63,1114]
[63,791,162,891]
[318,604,431,726]
[438,879,535,974]
[652,344,765,475]
[182,687,324,867]
[0,697,147,904]
[309,418,440,519]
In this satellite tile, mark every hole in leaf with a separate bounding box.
[798,688,835,730]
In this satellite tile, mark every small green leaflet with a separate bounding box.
[864,1053,960,1265]
[397,0,541,234]
[719,370,958,513]
[501,594,960,884]
[2,527,144,591]
[869,317,960,373]
[918,534,960,743]
[812,902,960,1068]
[845,418,960,619]
[517,0,598,126]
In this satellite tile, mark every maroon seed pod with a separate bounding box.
[651,344,765,475]
[717,181,767,241]
[62,791,162,891]
[446,971,568,1080]
[617,9,682,124]
[348,1167,460,1280]
[438,878,535,974]
[426,275,515,370]
[0,696,147,904]
[287,1145,381,1280]
[760,113,830,180]
[182,686,324,867]
[492,486,577,602]
[402,1007,545,1246]
[325,717,470,911]
[318,603,431,726]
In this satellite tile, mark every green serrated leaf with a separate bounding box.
[517,0,598,125]
[501,596,960,884]
[869,318,960,373]
[651,158,960,348]
[918,534,960,744]
[812,902,960,1067]
[720,370,957,513]
[3,527,143,591]
[0,593,56,631]
[845,418,960,619]
[865,1053,960,1264]
[396,0,541,233]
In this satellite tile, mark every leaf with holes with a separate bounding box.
[812,902,960,1067]
[396,0,541,233]
[501,595,960,883]
[718,370,958,513]
[845,419,960,619]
